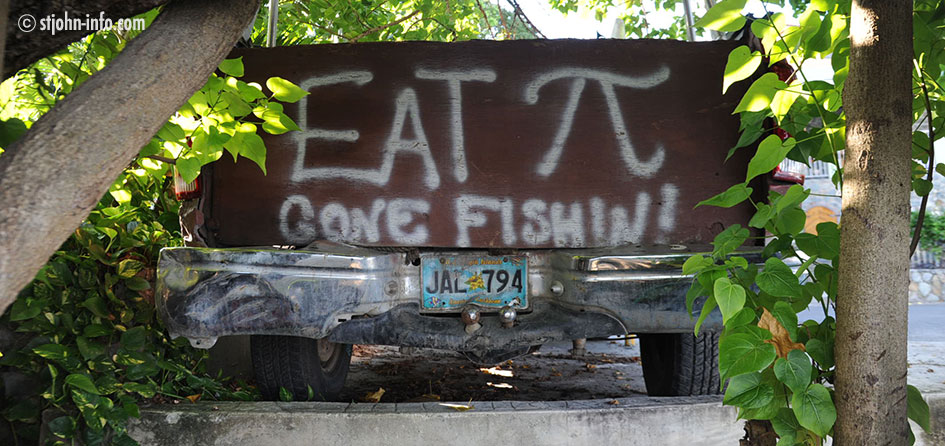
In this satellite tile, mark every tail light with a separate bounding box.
[772,165,805,186]
[173,167,201,200]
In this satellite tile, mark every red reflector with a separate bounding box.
[173,167,201,200]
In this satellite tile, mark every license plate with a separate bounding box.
[420,255,527,312]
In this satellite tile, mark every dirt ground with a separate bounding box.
[337,339,649,403]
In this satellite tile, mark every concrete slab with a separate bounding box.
[916,393,945,446]
[127,398,744,446]
[126,305,945,445]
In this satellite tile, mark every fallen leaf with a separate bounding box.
[608,400,620,405]
[185,394,201,403]
[361,387,385,403]
[479,367,513,378]
[758,308,805,358]
[440,403,475,412]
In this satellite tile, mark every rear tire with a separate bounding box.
[251,335,352,401]
[639,331,720,396]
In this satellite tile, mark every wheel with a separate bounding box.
[639,331,720,396]
[250,335,352,401]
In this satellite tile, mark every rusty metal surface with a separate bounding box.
[156,244,763,351]
[203,39,759,249]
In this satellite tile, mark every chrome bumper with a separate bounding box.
[156,243,759,350]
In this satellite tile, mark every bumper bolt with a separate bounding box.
[461,305,482,334]
[498,305,517,328]
[550,281,564,296]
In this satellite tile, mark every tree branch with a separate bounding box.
[506,0,545,39]
[144,154,176,165]
[0,0,261,315]
[5,0,171,78]
[910,66,936,256]
[350,10,420,42]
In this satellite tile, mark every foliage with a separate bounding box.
[912,211,945,254]
[248,0,537,46]
[0,11,294,443]
[1,176,256,445]
[682,0,945,444]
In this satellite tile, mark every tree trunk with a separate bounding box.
[835,1,912,444]
[0,0,259,315]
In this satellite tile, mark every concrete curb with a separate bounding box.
[918,392,945,446]
[127,397,744,446]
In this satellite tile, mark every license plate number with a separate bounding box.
[420,255,527,312]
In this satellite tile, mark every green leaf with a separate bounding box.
[0,117,28,148]
[914,178,933,197]
[712,224,751,258]
[238,81,266,102]
[65,374,101,395]
[266,77,309,103]
[771,301,799,340]
[279,386,293,402]
[715,278,746,324]
[261,109,302,135]
[697,183,753,208]
[774,350,812,393]
[48,415,77,438]
[775,185,810,214]
[124,276,151,291]
[176,157,202,184]
[747,135,796,182]
[686,280,706,316]
[223,123,268,174]
[239,126,267,174]
[723,46,762,94]
[81,296,110,318]
[120,326,148,351]
[117,259,144,278]
[123,382,157,398]
[694,0,748,32]
[749,203,775,229]
[908,384,931,433]
[724,372,774,409]
[771,80,802,124]
[10,297,46,321]
[725,307,757,329]
[771,408,803,445]
[791,383,836,437]
[76,336,105,360]
[757,257,802,298]
[221,91,253,117]
[805,337,834,369]
[83,324,112,338]
[694,294,718,336]
[683,255,713,275]
[734,73,786,114]
[775,207,807,236]
[719,332,777,379]
[218,57,244,77]
[796,223,840,259]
